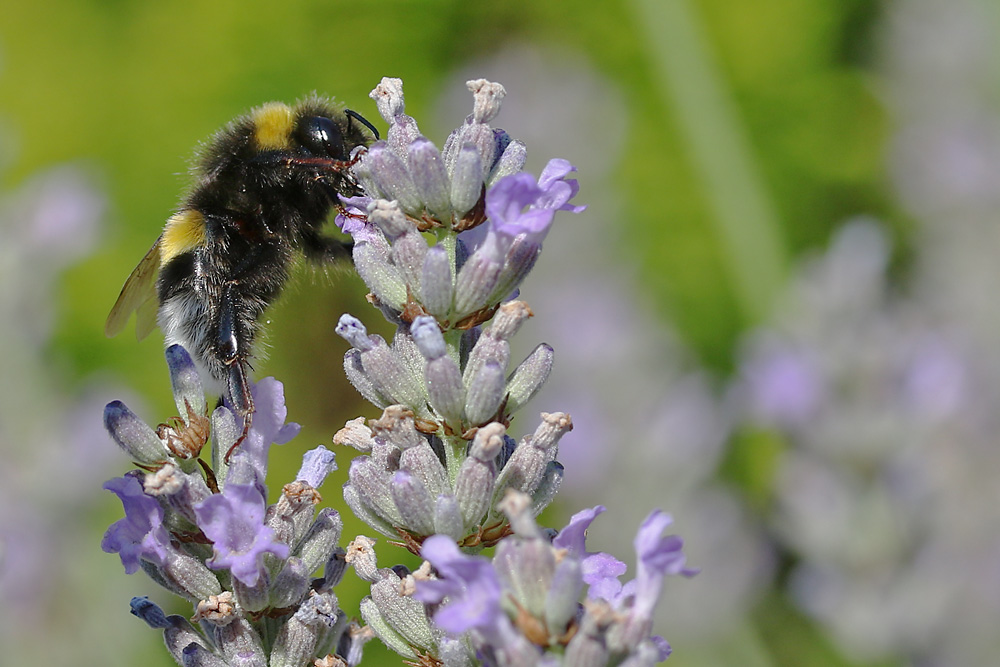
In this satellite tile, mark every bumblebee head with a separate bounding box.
[197,98,379,195]
[250,99,378,160]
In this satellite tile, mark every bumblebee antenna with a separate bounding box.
[345,108,380,140]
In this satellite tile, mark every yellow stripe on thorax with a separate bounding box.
[160,209,206,265]
[251,102,294,150]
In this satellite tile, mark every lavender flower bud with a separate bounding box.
[360,143,422,214]
[529,461,564,516]
[453,423,504,531]
[211,404,241,483]
[411,315,447,359]
[343,484,398,539]
[359,596,420,661]
[213,617,267,667]
[159,614,212,665]
[233,570,271,613]
[545,556,585,635]
[505,343,554,414]
[398,440,450,499]
[166,344,207,420]
[352,232,407,310]
[449,144,484,217]
[343,349,390,409]
[390,470,436,535]
[420,245,454,318]
[408,137,453,220]
[493,412,571,505]
[413,316,466,423]
[494,532,555,621]
[488,139,527,186]
[390,329,427,403]
[369,569,438,653]
[464,361,505,425]
[370,77,421,155]
[464,328,511,392]
[296,508,344,575]
[269,591,340,667]
[337,316,423,408]
[270,557,312,610]
[391,229,429,295]
[104,400,168,464]
[267,481,320,548]
[563,613,612,667]
[438,637,476,667]
[348,457,404,527]
[433,493,465,540]
[492,234,542,302]
[158,545,224,602]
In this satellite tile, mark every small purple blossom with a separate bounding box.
[414,535,505,635]
[630,511,699,618]
[101,474,172,573]
[553,505,629,601]
[193,482,290,586]
[484,158,585,244]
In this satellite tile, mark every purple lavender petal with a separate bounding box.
[194,482,290,586]
[233,378,300,485]
[483,159,585,247]
[415,535,505,634]
[581,552,627,601]
[296,446,338,488]
[552,505,606,556]
[101,474,171,573]
[553,506,629,601]
[631,511,698,618]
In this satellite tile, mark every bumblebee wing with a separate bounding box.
[105,236,162,340]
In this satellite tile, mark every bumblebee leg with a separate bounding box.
[300,230,353,264]
[217,279,255,462]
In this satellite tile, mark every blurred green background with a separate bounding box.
[0,0,907,665]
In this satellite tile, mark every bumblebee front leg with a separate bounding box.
[300,228,353,264]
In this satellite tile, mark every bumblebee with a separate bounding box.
[106,97,379,434]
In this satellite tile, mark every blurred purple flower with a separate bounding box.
[741,340,825,427]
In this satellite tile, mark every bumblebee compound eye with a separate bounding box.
[296,116,347,160]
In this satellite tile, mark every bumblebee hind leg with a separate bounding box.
[217,279,257,463]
